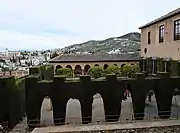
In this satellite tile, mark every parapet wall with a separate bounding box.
[25,72,180,127]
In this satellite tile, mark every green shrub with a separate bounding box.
[130,64,141,77]
[44,65,54,80]
[146,57,153,75]
[121,64,140,77]
[56,68,73,78]
[169,59,179,76]
[88,66,105,79]
[157,58,165,72]
[104,65,121,76]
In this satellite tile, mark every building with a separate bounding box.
[139,8,180,60]
[48,54,139,75]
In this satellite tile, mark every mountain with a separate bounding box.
[59,32,141,55]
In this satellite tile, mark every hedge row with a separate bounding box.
[140,57,180,76]
[29,65,54,80]
[0,75,26,129]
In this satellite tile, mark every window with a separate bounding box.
[159,25,164,42]
[148,32,151,44]
[174,19,180,40]
[144,48,147,54]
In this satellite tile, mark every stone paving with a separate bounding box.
[31,120,180,133]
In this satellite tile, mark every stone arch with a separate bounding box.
[55,65,62,71]
[40,96,54,126]
[104,64,109,69]
[74,65,82,75]
[65,98,82,124]
[121,64,126,68]
[127,81,150,120]
[144,89,158,120]
[94,64,99,67]
[92,93,105,123]
[120,88,133,122]
[131,63,134,66]
[171,88,180,118]
[66,65,72,69]
[113,64,118,66]
[84,65,91,74]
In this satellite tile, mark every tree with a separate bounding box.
[121,65,131,77]
[88,66,104,79]
[50,52,59,59]
[22,55,25,59]
[130,65,140,77]
[56,68,73,78]
[104,65,121,76]
[1,67,9,76]
[12,55,16,63]
[121,64,140,77]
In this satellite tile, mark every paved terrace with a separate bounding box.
[32,120,180,133]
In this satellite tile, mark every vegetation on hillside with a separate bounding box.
[57,32,140,55]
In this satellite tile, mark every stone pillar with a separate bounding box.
[143,60,145,71]
[164,61,167,72]
[82,69,85,75]
[152,60,155,74]
[72,69,75,78]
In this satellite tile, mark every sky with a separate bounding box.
[0,0,179,51]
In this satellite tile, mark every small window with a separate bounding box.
[174,19,180,40]
[148,32,151,44]
[144,48,147,54]
[159,25,164,42]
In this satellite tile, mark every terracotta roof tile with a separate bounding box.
[49,54,140,63]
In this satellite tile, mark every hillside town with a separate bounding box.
[0,32,140,78]
[0,49,51,78]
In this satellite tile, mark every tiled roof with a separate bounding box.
[49,54,140,63]
[139,8,180,29]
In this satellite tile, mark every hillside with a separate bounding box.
[59,32,141,55]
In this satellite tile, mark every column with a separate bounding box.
[165,61,167,72]
[152,60,155,74]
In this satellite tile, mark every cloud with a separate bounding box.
[0,30,87,51]
[0,0,179,51]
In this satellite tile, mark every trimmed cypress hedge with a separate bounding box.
[0,76,26,129]
[29,65,54,80]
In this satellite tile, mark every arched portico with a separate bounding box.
[121,64,126,68]
[55,65,62,71]
[66,65,72,69]
[94,64,99,67]
[84,65,91,75]
[74,65,82,76]
[104,64,109,69]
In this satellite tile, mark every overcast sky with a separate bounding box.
[0,0,179,51]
